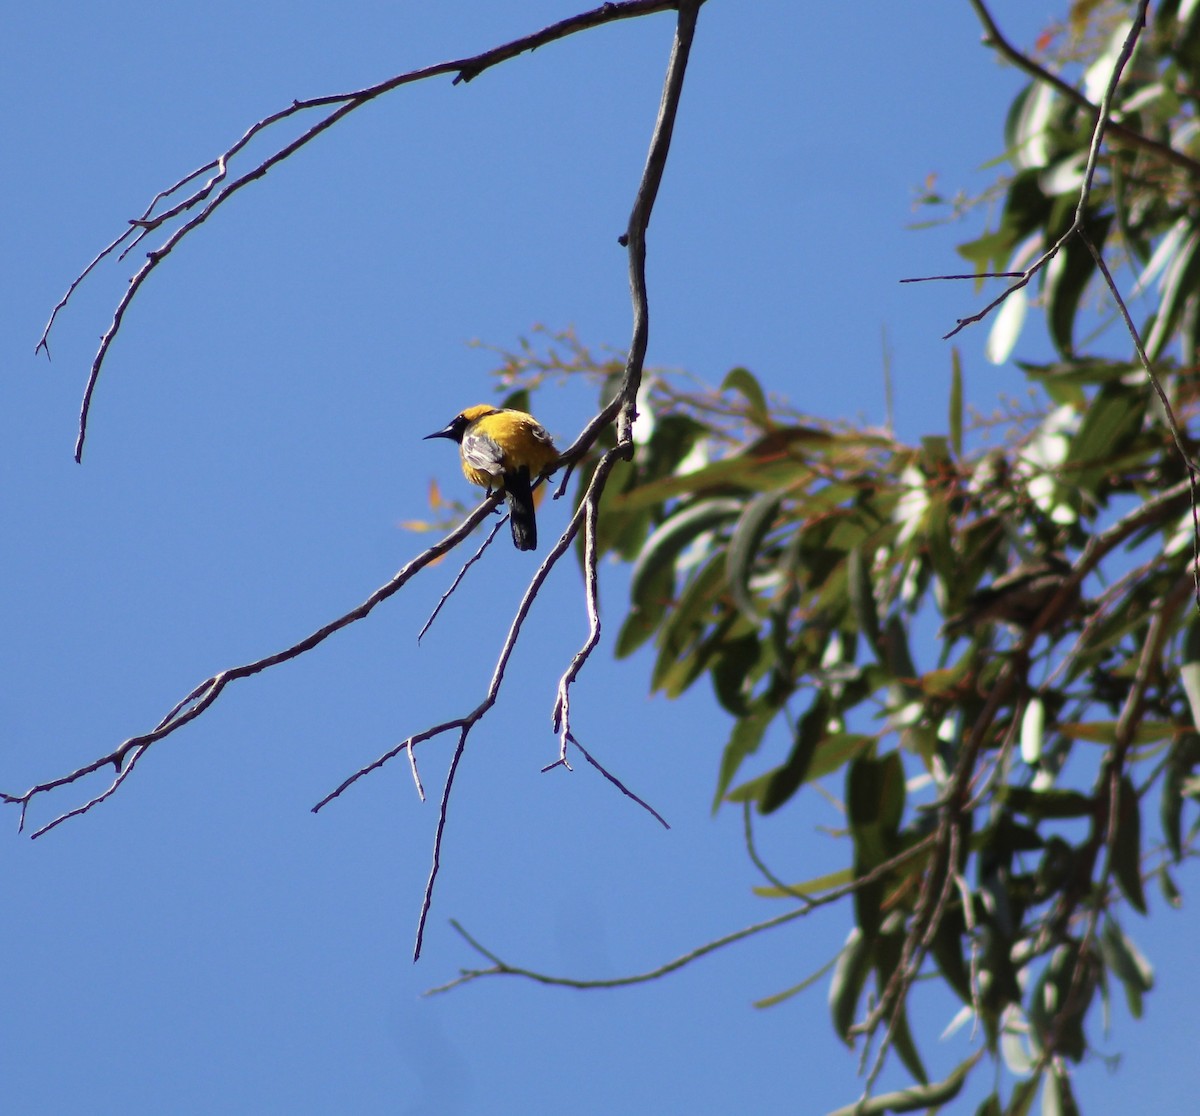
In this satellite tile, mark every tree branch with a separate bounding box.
[37,0,697,462]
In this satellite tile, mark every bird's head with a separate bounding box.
[424,404,498,444]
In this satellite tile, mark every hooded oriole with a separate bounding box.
[425,404,560,551]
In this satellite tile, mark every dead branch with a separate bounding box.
[36,0,695,463]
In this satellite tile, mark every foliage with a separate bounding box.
[495,2,1200,1110]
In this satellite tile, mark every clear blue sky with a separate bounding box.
[5,3,1196,1113]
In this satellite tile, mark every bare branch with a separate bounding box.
[550,444,609,762]
[425,908,813,995]
[3,496,500,833]
[417,518,505,643]
[415,730,469,962]
[559,733,670,830]
[41,0,695,461]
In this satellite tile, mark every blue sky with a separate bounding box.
[5,3,1197,1113]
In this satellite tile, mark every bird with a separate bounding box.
[424,404,560,551]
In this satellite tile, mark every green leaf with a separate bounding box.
[930,902,972,1004]
[846,545,881,653]
[629,500,742,608]
[753,953,837,1009]
[1028,945,1090,1064]
[753,866,854,898]
[1145,226,1200,360]
[1000,167,1054,235]
[607,429,821,511]
[1006,786,1094,819]
[714,704,775,809]
[760,694,831,813]
[829,927,872,1044]
[1018,358,1138,386]
[498,387,532,413]
[950,347,964,458]
[882,614,918,682]
[709,632,766,716]
[731,734,873,808]
[1058,721,1175,745]
[639,413,709,482]
[1005,1076,1040,1116]
[1048,1070,1081,1116]
[871,931,928,1084]
[726,490,785,622]
[976,1095,1002,1116]
[889,1003,928,1089]
[1062,383,1147,495]
[1182,619,1200,729]
[721,366,769,426]
[651,555,727,695]
[1112,775,1147,914]
[1161,756,1184,864]
[1100,918,1153,1019]
[848,751,904,940]
[848,751,905,864]
[957,228,1015,276]
[1045,213,1112,357]
[824,1053,981,1115]
[616,562,674,660]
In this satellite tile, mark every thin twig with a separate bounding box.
[564,733,670,830]
[551,449,611,760]
[424,836,938,995]
[414,729,469,961]
[899,271,1025,283]
[417,518,505,643]
[425,907,811,995]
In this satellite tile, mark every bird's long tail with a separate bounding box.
[504,468,538,551]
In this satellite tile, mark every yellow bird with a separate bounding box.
[425,404,560,551]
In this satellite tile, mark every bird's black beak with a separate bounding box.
[424,422,459,442]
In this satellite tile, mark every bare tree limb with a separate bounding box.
[37,0,697,462]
